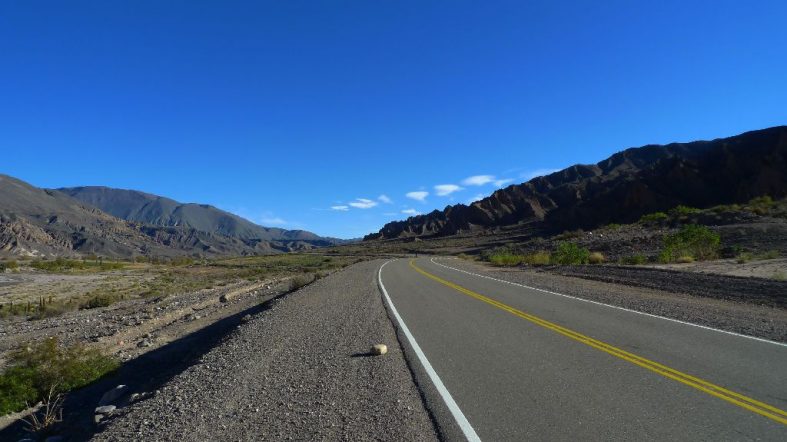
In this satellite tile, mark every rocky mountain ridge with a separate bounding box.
[366,126,787,240]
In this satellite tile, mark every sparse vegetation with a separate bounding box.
[659,225,720,263]
[736,252,753,264]
[639,212,669,225]
[619,254,648,265]
[0,260,18,271]
[487,250,524,266]
[0,338,119,415]
[773,271,787,281]
[30,258,124,273]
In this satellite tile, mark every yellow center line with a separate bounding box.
[408,259,787,426]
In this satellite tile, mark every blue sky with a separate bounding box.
[2,1,786,238]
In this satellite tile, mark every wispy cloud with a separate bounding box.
[378,194,393,204]
[330,205,349,211]
[349,198,378,209]
[406,191,429,202]
[493,178,514,187]
[434,184,463,196]
[462,175,495,186]
[401,208,421,215]
[260,217,287,225]
[467,194,486,204]
[521,168,559,180]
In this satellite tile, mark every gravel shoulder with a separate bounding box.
[92,260,437,441]
[441,258,787,343]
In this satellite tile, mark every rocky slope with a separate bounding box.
[0,175,334,257]
[367,126,787,240]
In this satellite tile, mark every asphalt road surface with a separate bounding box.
[379,258,787,441]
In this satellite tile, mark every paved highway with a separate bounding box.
[379,258,787,441]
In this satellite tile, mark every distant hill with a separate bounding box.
[57,186,330,243]
[0,175,341,258]
[366,126,787,240]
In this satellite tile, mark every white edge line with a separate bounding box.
[430,257,787,349]
[378,260,482,442]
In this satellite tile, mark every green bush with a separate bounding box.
[639,212,669,225]
[551,242,590,265]
[658,225,720,263]
[736,252,752,264]
[0,339,118,414]
[619,254,648,265]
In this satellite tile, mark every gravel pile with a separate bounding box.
[442,259,787,342]
[92,260,437,441]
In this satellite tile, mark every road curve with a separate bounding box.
[380,258,787,441]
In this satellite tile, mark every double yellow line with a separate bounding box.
[408,259,787,426]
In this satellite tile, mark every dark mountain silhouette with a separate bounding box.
[366,126,787,240]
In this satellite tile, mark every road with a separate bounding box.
[379,258,787,441]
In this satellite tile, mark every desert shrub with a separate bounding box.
[710,204,741,213]
[81,294,116,309]
[639,212,669,225]
[522,251,551,266]
[619,254,647,265]
[748,196,774,215]
[488,251,524,266]
[588,252,605,264]
[289,275,314,291]
[658,225,720,263]
[757,250,780,260]
[0,260,18,272]
[551,242,590,265]
[736,252,752,264]
[0,339,118,415]
[605,224,623,231]
[676,255,695,263]
[773,271,787,281]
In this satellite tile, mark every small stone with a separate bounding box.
[219,294,229,303]
[99,385,128,406]
[93,414,104,424]
[241,314,252,323]
[371,344,388,355]
[95,405,116,415]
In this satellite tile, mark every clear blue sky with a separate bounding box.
[2,1,786,238]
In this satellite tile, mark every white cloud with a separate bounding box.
[349,198,378,209]
[260,217,287,225]
[331,205,349,211]
[521,168,560,180]
[467,194,486,204]
[378,194,393,204]
[462,175,495,186]
[493,178,514,187]
[406,191,429,202]
[401,209,421,216]
[434,184,463,196]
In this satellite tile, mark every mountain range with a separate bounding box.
[366,126,787,240]
[0,176,342,258]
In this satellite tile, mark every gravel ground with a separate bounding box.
[441,259,787,343]
[92,260,438,441]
